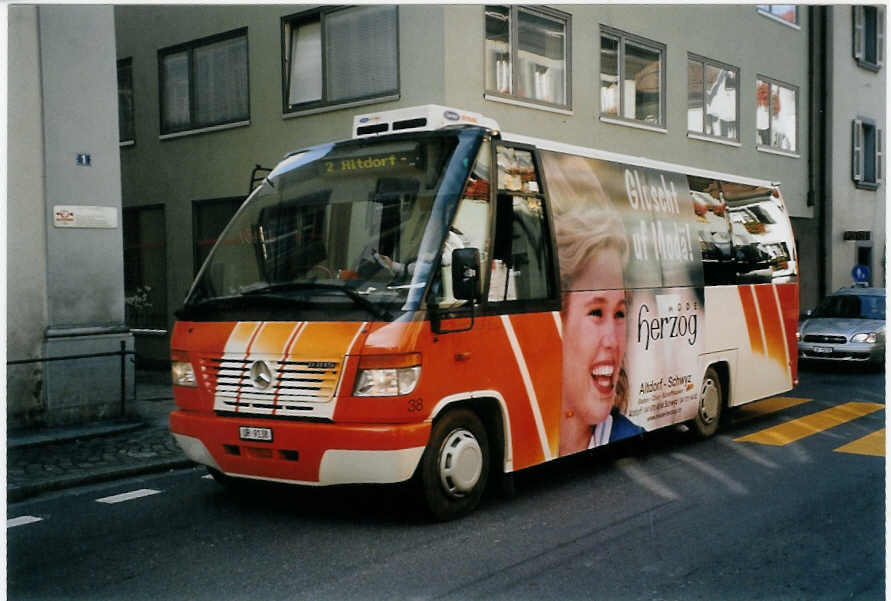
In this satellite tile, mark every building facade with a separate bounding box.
[8,5,133,428]
[112,4,857,361]
[823,6,886,294]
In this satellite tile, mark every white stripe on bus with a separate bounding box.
[500,315,553,461]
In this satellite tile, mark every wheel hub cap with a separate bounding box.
[700,378,720,424]
[438,429,482,498]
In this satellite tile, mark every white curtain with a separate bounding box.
[193,35,248,126]
[288,21,323,106]
[162,51,190,129]
[326,6,397,102]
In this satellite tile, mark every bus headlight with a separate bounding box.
[354,353,421,397]
[171,361,198,387]
[851,332,878,344]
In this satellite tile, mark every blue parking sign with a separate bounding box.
[852,264,870,283]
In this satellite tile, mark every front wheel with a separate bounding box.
[418,409,489,521]
[690,367,723,439]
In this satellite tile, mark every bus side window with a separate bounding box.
[490,146,554,303]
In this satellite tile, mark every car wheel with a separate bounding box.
[690,367,723,439]
[418,408,489,521]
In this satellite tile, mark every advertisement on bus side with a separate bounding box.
[539,151,706,455]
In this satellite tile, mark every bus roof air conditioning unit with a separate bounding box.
[352,105,500,138]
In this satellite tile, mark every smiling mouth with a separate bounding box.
[590,363,616,396]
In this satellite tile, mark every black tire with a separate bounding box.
[690,367,723,439]
[418,409,489,521]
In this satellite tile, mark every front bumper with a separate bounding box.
[798,341,884,363]
[170,410,430,486]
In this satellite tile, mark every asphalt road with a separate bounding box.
[7,363,885,601]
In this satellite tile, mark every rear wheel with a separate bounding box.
[690,367,723,439]
[418,409,489,521]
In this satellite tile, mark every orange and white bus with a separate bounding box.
[170,105,798,519]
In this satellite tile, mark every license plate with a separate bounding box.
[239,426,273,442]
[813,346,833,354]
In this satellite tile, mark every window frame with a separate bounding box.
[117,57,135,146]
[853,5,885,72]
[483,5,573,112]
[756,5,800,29]
[192,196,246,276]
[853,117,884,190]
[281,5,400,116]
[755,75,799,156]
[478,140,561,316]
[123,204,168,331]
[157,27,251,137]
[686,53,740,144]
[599,26,667,129]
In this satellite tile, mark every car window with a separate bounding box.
[813,294,885,319]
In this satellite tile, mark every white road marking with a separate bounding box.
[96,489,161,504]
[8,516,43,528]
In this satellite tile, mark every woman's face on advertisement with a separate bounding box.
[562,248,627,425]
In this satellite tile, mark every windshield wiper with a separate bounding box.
[242,282,391,320]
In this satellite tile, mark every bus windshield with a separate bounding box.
[180,129,482,322]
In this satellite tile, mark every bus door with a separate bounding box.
[474,142,563,467]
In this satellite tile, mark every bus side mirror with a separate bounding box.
[451,248,481,303]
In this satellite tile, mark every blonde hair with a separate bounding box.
[555,206,629,291]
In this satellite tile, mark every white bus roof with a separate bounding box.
[502,132,781,191]
[351,105,780,190]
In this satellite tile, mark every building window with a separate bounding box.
[123,206,167,330]
[687,55,739,142]
[117,58,135,144]
[854,6,885,71]
[757,5,799,26]
[600,27,665,127]
[158,28,249,135]
[282,6,398,113]
[193,197,244,275]
[485,6,570,109]
[853,118,883,189]
[756,77,798,153]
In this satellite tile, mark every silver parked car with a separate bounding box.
[798,287,885,366]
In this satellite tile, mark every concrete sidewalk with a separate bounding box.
[7,371,193,503]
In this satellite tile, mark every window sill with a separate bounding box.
[854,181,881,191]
[119,140,135,148]
[283,95,400,120]
[599,116,667,134]
[160,120,250,141]
[687,133,741,147]
[756,146,800,159]
[855,59,882,73]
[484,93,573,116]
[756,11,801,30]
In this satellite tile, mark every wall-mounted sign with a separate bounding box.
[53,205,118,229]
[843,230,871,241]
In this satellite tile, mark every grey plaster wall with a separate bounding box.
[115,5,818,354]
[8,5,133,428]
[443,5,811,220]
[40,6,126,328]
[115,5,447,345]
[827,6,886,291]
[7,6,49,425]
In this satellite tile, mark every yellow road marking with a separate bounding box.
[732,396,813,423]
[734,402,884,446]
[835,428,885,457]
